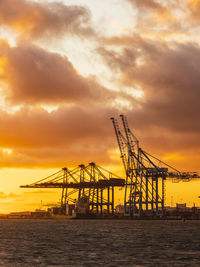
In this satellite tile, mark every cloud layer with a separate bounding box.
[99,37,200,134]
[0,0,199,173]
[0,0,94,39]
[0,41,114,105]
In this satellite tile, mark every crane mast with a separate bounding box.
[20,116,200,218]
[111,115,168,216]
[111,115,200,217]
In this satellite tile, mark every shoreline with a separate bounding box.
[0,215,200,220]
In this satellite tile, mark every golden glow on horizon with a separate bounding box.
[163,154,184,162]
[0,57,6,76]
[108,148,121,162]
[2,148,13,155]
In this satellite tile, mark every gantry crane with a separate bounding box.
[111,115,200,217]
[21,163,125,215]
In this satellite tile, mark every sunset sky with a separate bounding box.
[0,0,200,213]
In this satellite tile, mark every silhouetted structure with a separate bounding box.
[20,116,200,218]
[21,163,124,215]
[111,115,200,217]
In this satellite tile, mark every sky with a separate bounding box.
[0,0,200,213]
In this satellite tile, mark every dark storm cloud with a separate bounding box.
[0,0,94,39]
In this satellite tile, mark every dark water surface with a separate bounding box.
[0,219,199,266]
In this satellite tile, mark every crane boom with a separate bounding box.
[111,117,128,172]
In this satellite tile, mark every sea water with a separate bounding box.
[0,219,199,266]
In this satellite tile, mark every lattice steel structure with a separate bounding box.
[21,163,124,215]
[111,115,200,217]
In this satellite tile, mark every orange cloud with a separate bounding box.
[98,36,200,169]
[127,0,166,11]
[0,104,122,168]
[0,0,199,175]
[187,0,200,22]
[125,0,187,40]
[0,0,94,40]
[0,40,117,105]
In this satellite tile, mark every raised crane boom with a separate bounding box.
[111,117,128,172]
[111,115,200,217]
